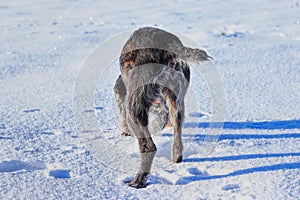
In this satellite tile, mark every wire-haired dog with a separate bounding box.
[114,27,212,188]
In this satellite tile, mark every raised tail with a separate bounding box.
[177,46,213,63]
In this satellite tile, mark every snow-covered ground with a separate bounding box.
[1,0,299,199]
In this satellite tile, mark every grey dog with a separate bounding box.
[114,27,211,188]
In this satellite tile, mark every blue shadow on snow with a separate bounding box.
[162,133,300,141]
[184,119,300,130]
[176,162,300,185]
[184,152,300,163]
[49,169,71,179]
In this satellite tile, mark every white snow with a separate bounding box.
[1,0,299,199]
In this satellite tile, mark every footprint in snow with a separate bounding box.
[23,108,40,113]
[0,160,45,173]
[221,184,240,191]
[0,136,12,140]
[49,169,71,179]
[188,112,206,118]
[187,167,209,176]
[0,124,5,129]
[175,168,210,185]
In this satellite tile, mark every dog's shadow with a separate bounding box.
[176,161,300,185]
[154,119,300,186]
[183,119,300,130]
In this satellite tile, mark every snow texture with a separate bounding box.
[0,0,299,199]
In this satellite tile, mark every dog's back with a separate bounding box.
[120,27,184,79]
[119,27,211,78]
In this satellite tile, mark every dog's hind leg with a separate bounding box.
[129,135,157,188]
[125,88,157,188]
[165,91,184,163]
[113,75,130,136]
[126,115,157,188]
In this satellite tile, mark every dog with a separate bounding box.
[113,27,211,188]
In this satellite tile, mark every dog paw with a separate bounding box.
[172,155,183,163]
[127,172,149,189]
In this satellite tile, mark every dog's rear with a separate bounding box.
[114,27,211,188]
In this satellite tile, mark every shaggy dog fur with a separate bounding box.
[114,27,211,188]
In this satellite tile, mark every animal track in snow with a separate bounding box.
[0,160,45,173]
[49,169,71,179]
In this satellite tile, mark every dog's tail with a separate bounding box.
[177,46,213,63]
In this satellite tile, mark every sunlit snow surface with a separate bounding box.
[1,0,299,199]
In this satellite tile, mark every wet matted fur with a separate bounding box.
[113,27,211,188]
